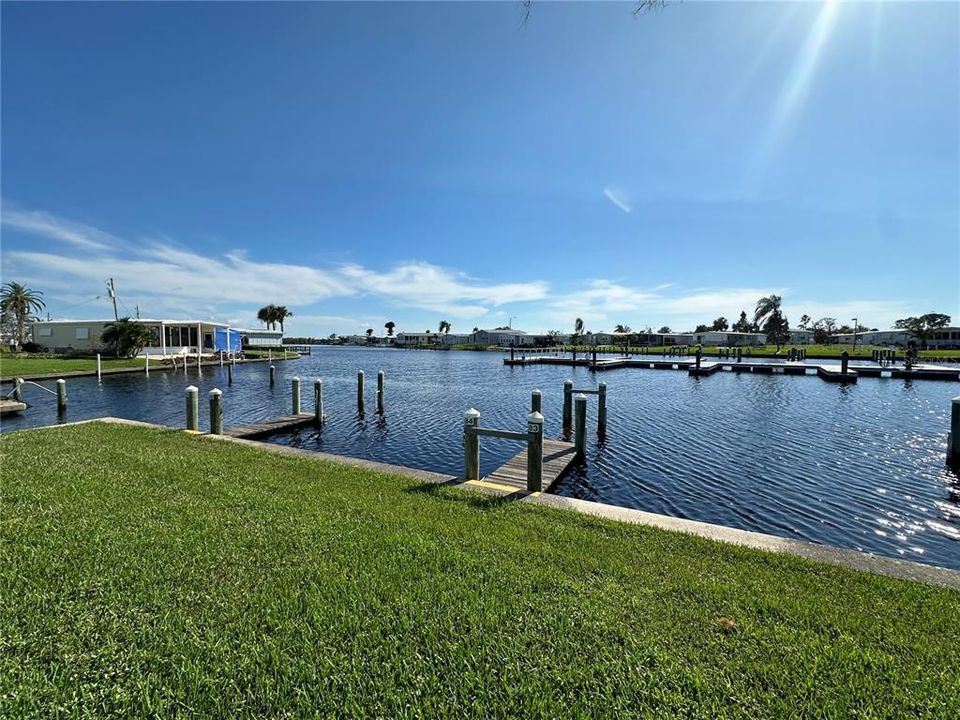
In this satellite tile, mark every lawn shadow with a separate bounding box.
[403,480,529,511]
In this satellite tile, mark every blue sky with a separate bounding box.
[2,1,957,336]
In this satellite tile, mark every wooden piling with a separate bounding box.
[227,362,233,385]
[948,396,960,467]
[597,382,607,436]
[314,379,324,424]
[145,355,150,375]
[531,388,542,413]
[12,378,22,402]
[562,380,573,431]
[377,370,385,414]
[463,408,480,481]
[56,379,67,413]
[185,386,199,431]
[841,351,849,375]
[96,353,101,380]
[209,389,223,435]
[292,376,301,415]
[695,348,702,369]
[269,365,276,386]
[527,411,544,492]
[357,370,365,412]
[574,393,587,456]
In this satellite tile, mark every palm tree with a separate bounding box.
[614,324,631,333]
[365,328,374,341]
[101,318,157,358]
[384,321,395,337]
[257,304,277,329]
[274,306,293,333]
[438,320,451,335]
[1,282,45,350]
[799,314,811,330]
[755,294,789,351]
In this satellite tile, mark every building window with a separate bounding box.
[75,328,89,340]
[38,327,52,337]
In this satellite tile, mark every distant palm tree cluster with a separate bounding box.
[256,304,294,333]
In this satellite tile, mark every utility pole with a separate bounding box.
[136,304,140,320]
[106,278,119,321]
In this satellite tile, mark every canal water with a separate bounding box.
[4,347,958,570]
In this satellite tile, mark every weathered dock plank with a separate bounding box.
[224,412,315,439]
[483,439,577,493]
[0,398,27,416]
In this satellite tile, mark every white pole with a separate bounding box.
[197,323,202,371]
[145,355,150,375]
[96,353,101,380]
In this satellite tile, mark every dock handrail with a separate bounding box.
[463,407,544,491]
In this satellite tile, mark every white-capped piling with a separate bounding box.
[357,370,365,412]
[562,380,573,431]
[269,365,276,386]
[56,379,67,413]
[185,386,199,431]
[314,379,324,424]
[209,388,223,435]
[531,389,542,413]
[597,382,607,436]
[377,370,385,414]
[12,377,22,402]
[292,376,301,414]
[96,353,102,380]
[841,351,850,375]
[948,396,960,467]
[574,393,588,456]
[463,408,481,481]
[227,362,233,385]
[145,355,150,375]
[527,411,544,492]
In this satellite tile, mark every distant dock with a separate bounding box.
[504,355,960,382]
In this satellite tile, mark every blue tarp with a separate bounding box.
[214,328,243,352]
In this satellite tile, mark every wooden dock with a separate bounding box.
[482,440,577,493]
[0,398,27,416]
[224,412,316,440]
[504,356,960,382]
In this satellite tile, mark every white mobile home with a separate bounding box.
[30,319,250,357]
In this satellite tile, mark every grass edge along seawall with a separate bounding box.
[1,421,958,718]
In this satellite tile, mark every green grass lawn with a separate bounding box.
[0,355,146,380]
[242,348,299,359]
[2,423,958,718]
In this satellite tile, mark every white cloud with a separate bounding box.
[1,203,118,251]
[2,204,550,324]
[339,262,549,319]
[603,187,632,214]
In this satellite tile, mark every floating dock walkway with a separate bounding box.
[481,439,577,494]
[224,412,315,440]
[504,356,959,382]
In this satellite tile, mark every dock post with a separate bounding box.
[268,348,272,363]
[269,365,275,386]
[597,382,607,436]
[948,396,960,467]
[695,348,702,369]
[510,345,515,362]
[841,351,849,375]
[592,346,597,365]
[56,379,67,413]
[574,394,588,456]
[531,388,542,413]
[377,370,385,414]
[185,386,199,431]
[562,380,573,431]
[463,408,480,481]
[209,388,223,435]
[12,377,22,402]
[96,353,102,380]
[145,355,150,375]
[227,362,233,386]
[314,379,324,424]
[527,411,544,492]
[357,370,365,412]
[292,376,301,415]
[737,347,742,363]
